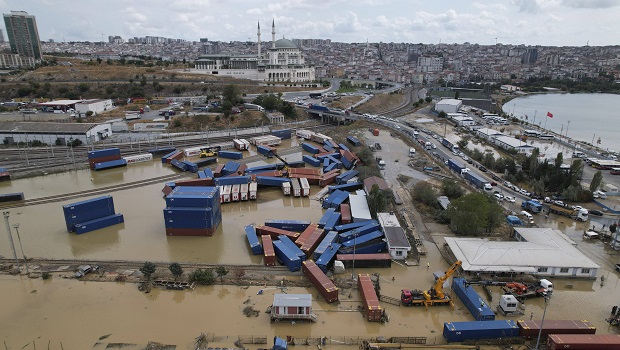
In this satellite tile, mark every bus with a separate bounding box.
[611,168,620,175]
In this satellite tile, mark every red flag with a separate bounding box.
[547,112,553,118]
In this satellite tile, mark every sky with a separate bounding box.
[1,0,619,46]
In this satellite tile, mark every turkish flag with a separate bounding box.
[547,112,553,118]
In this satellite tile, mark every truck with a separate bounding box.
[441,138,460,153]
[243,103,265,112]
[521,200,543,214]
[548,203,589,221]
[309,104,330,113]
[447,159,466,175]
[376,157,385,170]
[463,171,489,190]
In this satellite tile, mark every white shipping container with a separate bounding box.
[219,186,225,204]
[123,153,153,164]
[231,184,240,202]
[241,139,251,150]
[184,147,203,157]
[281,182,291,196]
[249,182,258,200]
[300,177,310,196]
[233,139,246,150]
[296,129,314,140]
[291,178,301,197]
[222,185,232,203]
[240,183,249,201]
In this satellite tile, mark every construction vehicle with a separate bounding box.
[199,146,221,158]
[400,289,426,306]
[505,282,528,295]
[422,260,461,306]
[549,203,588,221]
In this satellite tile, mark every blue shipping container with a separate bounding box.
[222,162,241,175]
[334,220,377,233]
[256,176,290,187]
[271,129,292,139]
[341,156,353,170]
[338,241,386,254]
[265,220,311,232]
[165,187,219,208]
[246,164,278,174]
[257,145,274,157]
[328,182,363,194]
[347,136,361,147]
[323,212,341,232]
[218,151,243,160]
[277,235,306,261]
[339,222,381,242]
[162,150,180,163]
[315,243,341,273]
[214,175,251,187]
[318,208,336,228]
[323,145,335,153]
[303,155,321,167]
[94,159,127,170]
[317,152,340,160]
[443,320,519,343]
[182,160,199,173]
[63,196,115,232]
[323,163,338,173]
[327,156,342,168]
[163,207,215,220]
[322,190,349,209]
[452,278,496,321]
[88,148,120,159]
[273,240,302,272]
[147,147,176,155]
[171,159,189,172]
[245,225,263,255]
[301,142,320,154]
[336,170,359,185]
[74,213,124,235]
[338,143,350,152]
[340,230,384,248]
[313,231,339,260]
[195,157,217,167]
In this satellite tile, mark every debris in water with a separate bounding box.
[243,305,260,317]
[99,334,112,340]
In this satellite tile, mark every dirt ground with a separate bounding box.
[354,93,405,114]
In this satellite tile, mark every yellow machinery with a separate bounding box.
[423,260,462,306]
[199,146,221,158]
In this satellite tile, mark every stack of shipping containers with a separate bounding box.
[163,186,222,236]
[63,195,124,234]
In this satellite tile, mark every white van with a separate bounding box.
[409,148,416,157]
[483,183,493,191]
[521,210,534,224]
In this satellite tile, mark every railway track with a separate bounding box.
[0,144,305,209]
[380,87,418,118]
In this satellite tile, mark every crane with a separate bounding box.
[423,260,462,305]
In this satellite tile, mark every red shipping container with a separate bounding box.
[237,164,248,174]
[89,155,121,169]
[340,203,351,224]
[323,169,340,177]
[300,228,326,258]
[547,334,620,350]
[166,151,183,164]
[0,171,11,181]
[175,178,215,187]
[358,274,382,322]
[518,320,596,339]
[288,168,321,176]
[255,225,300,240]
[162,184,175,196]
[166,227,216,236]
[262,235,276,266]
[295,224,319,247]
[319,173,338,187]
[302,260,338,303]
[214,164,224,178]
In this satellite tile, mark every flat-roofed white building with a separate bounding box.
[445,227,599,278]
[435,98,462,114]
[377,212,411,260]
[476,128,504,141]
[452,116,475,126]
[0,121,112,145]
[493,135,536,155]
[75,99,113,116]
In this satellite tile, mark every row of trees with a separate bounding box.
[139,262,229,285]
[252,93,297,118]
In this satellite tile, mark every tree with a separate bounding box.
[442,179,464,199]
[222,84,241,104]
[215,266,229,281]
[140,262,157,281]
[446,193,504,235]
[412,181,438,206]
[367,184,388,217]
[169,263,183,281]
[590,171,603,192]
[189,269,215,285]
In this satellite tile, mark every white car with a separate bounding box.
[431,144,437,149]
[495,193,504,200]
[572,205,584,211]
[504,196,516,203]
[554,200,565,207]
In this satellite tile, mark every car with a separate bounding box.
[479,166,488,172]
[431,143,437,149]
[504,196,516,203]
[466,158,473,164]
[616,264,620,273]
[554,200,565,207]
[75,265,93,278]
[444,160,449,165]
[461,155,469,162]
[495,193,504,200]
[490,181,497,186]
[589,209,604,216]
[571,205,584,211]
[491,174,500,181]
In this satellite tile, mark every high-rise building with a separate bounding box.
[3,11,43,60]
[0,29,4,43]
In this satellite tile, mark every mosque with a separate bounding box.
[194,20,315,82]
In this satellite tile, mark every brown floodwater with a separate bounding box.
[0,136,619,348]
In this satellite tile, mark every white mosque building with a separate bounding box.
[194,20,315,82]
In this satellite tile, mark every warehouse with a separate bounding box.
[75,99,113,117]
[435,99,462,114]
[445,228,599,278]
[0,121,112,145]
[377,212,411,260]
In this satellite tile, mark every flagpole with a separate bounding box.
[544,111,547,132]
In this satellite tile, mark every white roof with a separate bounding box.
[436,98,462,106]
[476,128,504,137]
[349,194,372,221]
[376,212,400,227]
[37,100,82,106]
[446,228,599,273]
[452,116,474,122]
[273,294,312,307]
[494,135,535,149]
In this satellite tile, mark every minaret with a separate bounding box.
[271,19,276,49]
[257,21,261,57]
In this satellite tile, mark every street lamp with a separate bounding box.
[2,212,20,272]
[534,292,552,349]
[12,224,29,275]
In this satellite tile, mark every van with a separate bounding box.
[483,183,493,191]
[520,211,534,224]
[572,151,586,158]
[409,148,416,157]
[593,190,607,199]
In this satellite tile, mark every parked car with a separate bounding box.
[491,174,500,181]
[554,200,565,207]
[75,265,93,278]
[504,196,516,203]
[589,209,604,216]
[495,193,504,200]
[479,166,488,172]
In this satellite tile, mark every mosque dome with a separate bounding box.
[274,38,297,49]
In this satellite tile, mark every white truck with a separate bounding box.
[409,148,416,157]
[425,142,432,150]
[243,103,265,112]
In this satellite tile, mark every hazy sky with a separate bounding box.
[1,0,618,46]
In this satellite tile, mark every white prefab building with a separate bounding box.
[493,135,536,155]
[377,212,411,260]
[476,128,505,140]
[435,99,462,114]
[75,99,113,116]
[452,116,475,126]
[445,227,599,279]
[0,121,112,145]
[271,294,316,322]
[349,191,372,222]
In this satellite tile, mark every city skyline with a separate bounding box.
[1,0,619,46]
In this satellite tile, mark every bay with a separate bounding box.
[502,93,620,153]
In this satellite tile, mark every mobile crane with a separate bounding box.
[199,146,221,158]
[423,260,461,306]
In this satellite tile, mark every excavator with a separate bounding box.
[199,146,221,158]
[401,260,461,307]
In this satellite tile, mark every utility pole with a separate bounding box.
[535,294,551,349]
[12,224,29,275]
[3,212,20,272]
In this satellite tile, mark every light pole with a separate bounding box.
[352,235,356,281]
[2,212,20,272]
[12,224,29,275]
[534,293,552,349]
